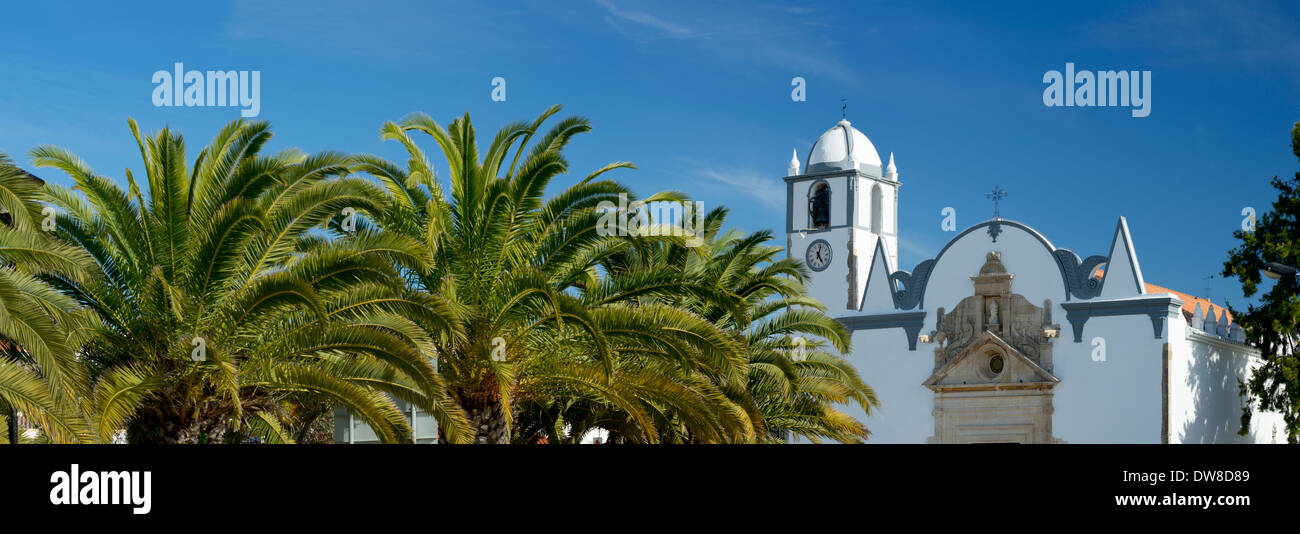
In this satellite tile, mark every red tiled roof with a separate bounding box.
[1092,268,1232,327]
[1144,282,1233,326]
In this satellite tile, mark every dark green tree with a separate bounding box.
[1223,121,1300,443]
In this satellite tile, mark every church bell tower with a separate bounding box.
[785,118,899,314]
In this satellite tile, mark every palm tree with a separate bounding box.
[33,119,471,443]
[0,151,101,443]
[357,106,755,443]
[598,206,878,443]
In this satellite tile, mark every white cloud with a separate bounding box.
[595,0,695,38]
[591,1,862,84]
[699,168,783,209]
[895,236,936,261]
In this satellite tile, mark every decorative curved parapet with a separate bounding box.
[886,220,1119,309]
[889,259,936,310]
[1059,295,1182,342]
[838,311,927,350]
[1053,249,1108,300]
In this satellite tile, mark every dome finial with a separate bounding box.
[841,97,847,120]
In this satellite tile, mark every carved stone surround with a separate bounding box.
[923,252,1062,443]
[927,252,1062,372]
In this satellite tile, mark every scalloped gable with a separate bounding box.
[1099,217,1146,299]
[858,237,898,312]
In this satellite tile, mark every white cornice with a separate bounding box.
[1186,327,1260,358]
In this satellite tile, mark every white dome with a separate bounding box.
[805,119,882,173]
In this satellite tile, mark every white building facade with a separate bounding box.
[785,119,1285,444]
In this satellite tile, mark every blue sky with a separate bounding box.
[1,0,1297,308]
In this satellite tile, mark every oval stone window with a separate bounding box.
[989,355,1004,375]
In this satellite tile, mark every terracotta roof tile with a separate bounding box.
[1144,282,1233,326]
[1093,268,1231,327]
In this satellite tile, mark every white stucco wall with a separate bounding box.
[789,174,849,230]
[789,230,852,311]
[1050,312,1165,443]
[852,178,897,268]
[1169,327,1286,444]
[842,327,934,442]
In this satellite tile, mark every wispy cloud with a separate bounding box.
[590,1,863,84]
[698,167,783,209]
[596,0,695,38]
[895,236,936,263]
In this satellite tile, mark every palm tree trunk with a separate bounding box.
[466,402,510,444]
[126,402,232,444]
[3,401,17,445]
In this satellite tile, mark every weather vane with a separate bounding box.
[987,185,1008,220]
[841,97,847,119]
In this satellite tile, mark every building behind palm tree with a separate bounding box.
[334,403,439,444]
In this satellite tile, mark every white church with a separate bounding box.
[785,118,1285,444]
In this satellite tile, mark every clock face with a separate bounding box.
[806,240,832,271]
